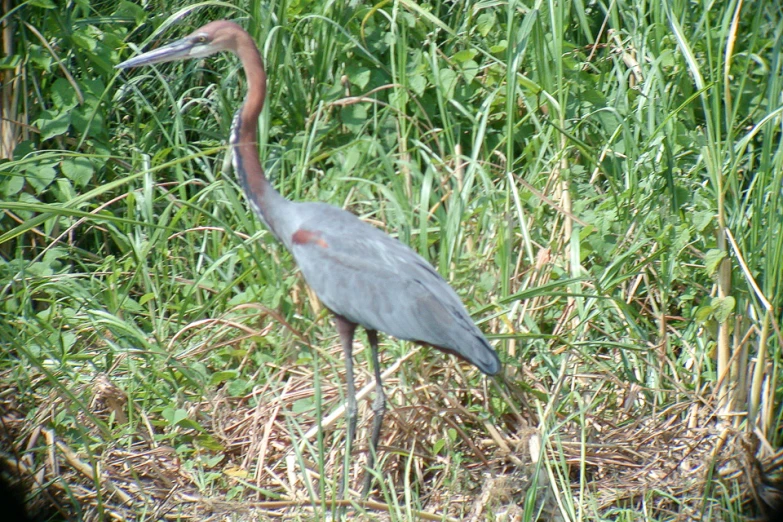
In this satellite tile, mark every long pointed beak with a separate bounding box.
[116,38,196,69]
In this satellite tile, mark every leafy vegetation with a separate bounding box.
[1,0,781,520]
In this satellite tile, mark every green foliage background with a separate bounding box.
[1,0,781,519]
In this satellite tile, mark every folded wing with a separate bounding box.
[289,204,500,375]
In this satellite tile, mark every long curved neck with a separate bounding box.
[230,30,290,241]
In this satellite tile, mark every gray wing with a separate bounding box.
[288,203,500,375]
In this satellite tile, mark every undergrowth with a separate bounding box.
[1,0,781,520]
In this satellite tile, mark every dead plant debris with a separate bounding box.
[1,352,780,521]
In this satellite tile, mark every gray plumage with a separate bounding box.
[286,202,501,375]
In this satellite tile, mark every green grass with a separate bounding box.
[1,0,782,520]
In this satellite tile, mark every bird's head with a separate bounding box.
[116,20,245,69]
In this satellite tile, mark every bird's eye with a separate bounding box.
[195,35,208,43]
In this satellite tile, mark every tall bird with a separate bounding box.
[117,20,500,495]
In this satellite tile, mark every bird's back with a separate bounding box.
[284,202,500,375]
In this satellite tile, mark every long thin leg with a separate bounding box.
[362,329,386,496]
[334,315,357,501]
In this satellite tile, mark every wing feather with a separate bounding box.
[288,204,500,375]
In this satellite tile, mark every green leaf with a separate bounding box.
[52,178,75,203]
[437,68,458,98]
[119,296,143,313]
[71,29,98,52]
[340,104,368,133]
[162,407,188,427]
[24,163,56,192]
[43,247,68,268]
[36,110,71,140]
[116,1,148,24]
[85,41,116,75]
[389,88,408,108]
[61,156,94,187]
[12,140,35,161]
[210,370,240,386]
[60,332,77,352]
[342,147,361,174]
[1,172,24,197]
[177,419,206,431]
[28,259,54,277]
[409,74,427,96]
[490,40,508,54]
[712,296,735,323]
[453,49,477,63]
[227,378,248,397]
[476,12,496,37]
[693,211,714,233]
[72,97,106,138]
[51,78,79,110]
[14,193,41,220]
[704,249,726,276]
[195,434,225,452]
[345,64,371,90]
[79,77,106,99]
[461,60,479,84]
